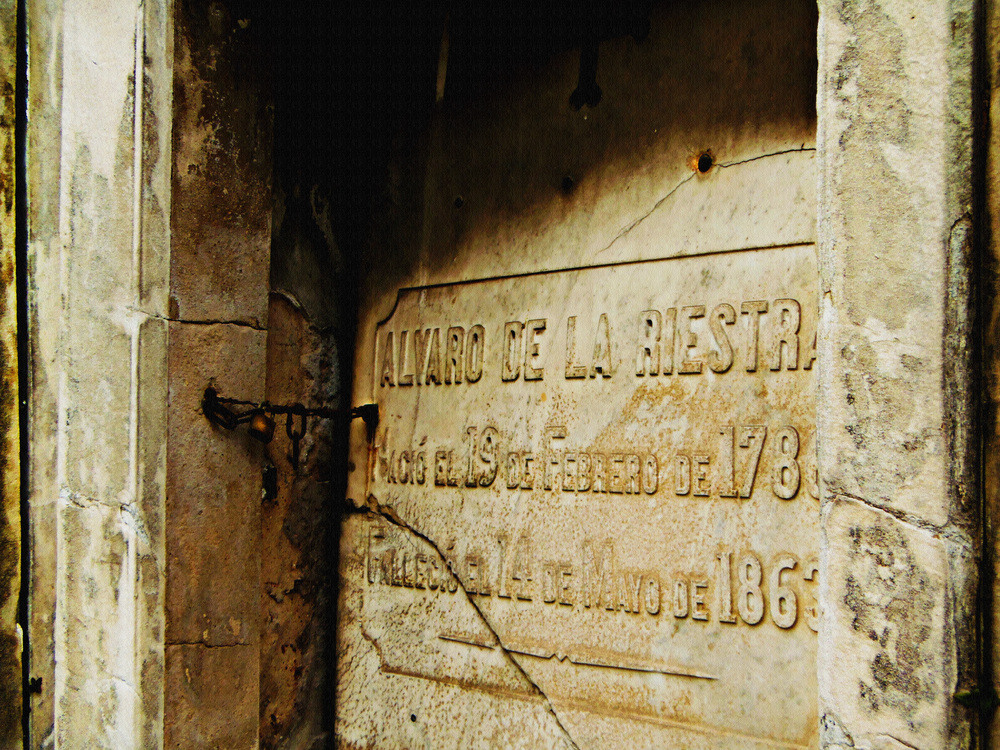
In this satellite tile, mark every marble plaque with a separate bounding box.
[357,243,818,748]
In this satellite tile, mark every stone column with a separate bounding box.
[817,1,978,747]
[25,0,173,746]
[24,0,272,747]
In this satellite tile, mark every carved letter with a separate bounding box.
[707,303,736,373]
[636,310,661,376]
[564,316,588,378]
[425,328,442,385]
[502,322,523,381]
[445,326,465,384]
[397,330,414,386]
[662,308,677,374]
[642,455,658,494]
[769,298,801,371]
[379,331,396,386]
[679,306,705,374]
[543,425,566,490]
[413,329,430,385]
[740,300,768,372]
[675,454,690,495]
[524,319,546,380]
[466,324,485,382]
[590,313,613,378]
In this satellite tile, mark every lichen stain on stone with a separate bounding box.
[0,349,16,747]
[101,512,127,607]
[844,523,937,717]
[834,1,931,332]
[839,334,938,491]
[836,0,910,141]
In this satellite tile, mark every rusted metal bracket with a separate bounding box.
[568,2,650,111]
[202,387,378,468]
[569,40,602,110]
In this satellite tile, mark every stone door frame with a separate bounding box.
[8,0,993,747]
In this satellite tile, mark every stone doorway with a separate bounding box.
[8,0,987,747]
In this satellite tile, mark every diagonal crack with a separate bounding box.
[875,734,921,750]
[595,146,816,257]
[132,308,266,330]
[359,624,390,665]
[595,171,696,255]
[714,146,816,170]
[829,491,974,550]
[360,496,582,750]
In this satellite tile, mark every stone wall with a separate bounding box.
[25,0,173,745]
[24,0,272,746]
[985,0,1000,746]
[164,2,271,746]
[4,0,992,747]
[817,0,978,747]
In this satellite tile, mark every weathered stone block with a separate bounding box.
[55,499,161,749]
[166,321,264,647]
[816,0,974,529]
[0,1,18,746]
[165,643,257,750]
[259,294,332,748]
[820,497,954,749]
[169,0,272,326]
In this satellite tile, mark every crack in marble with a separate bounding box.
[595,146,816,257]
[358,498,582,750]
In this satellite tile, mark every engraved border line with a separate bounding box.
[431,633,809,748]
[375,241,815,327]
[553,696,812,750]
[379,664,542,703]
[383,663,809,750]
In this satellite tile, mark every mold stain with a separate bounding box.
[844,524,936,718]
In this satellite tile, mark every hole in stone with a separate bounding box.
[561,176,575,194]
[697,152,714,173]
[454,196,464,209]
[410,714,417,722]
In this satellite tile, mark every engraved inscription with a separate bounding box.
[363,245,818,745]
[377,422,817,502]
[377,297,817,387]
[365,520,818,632]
